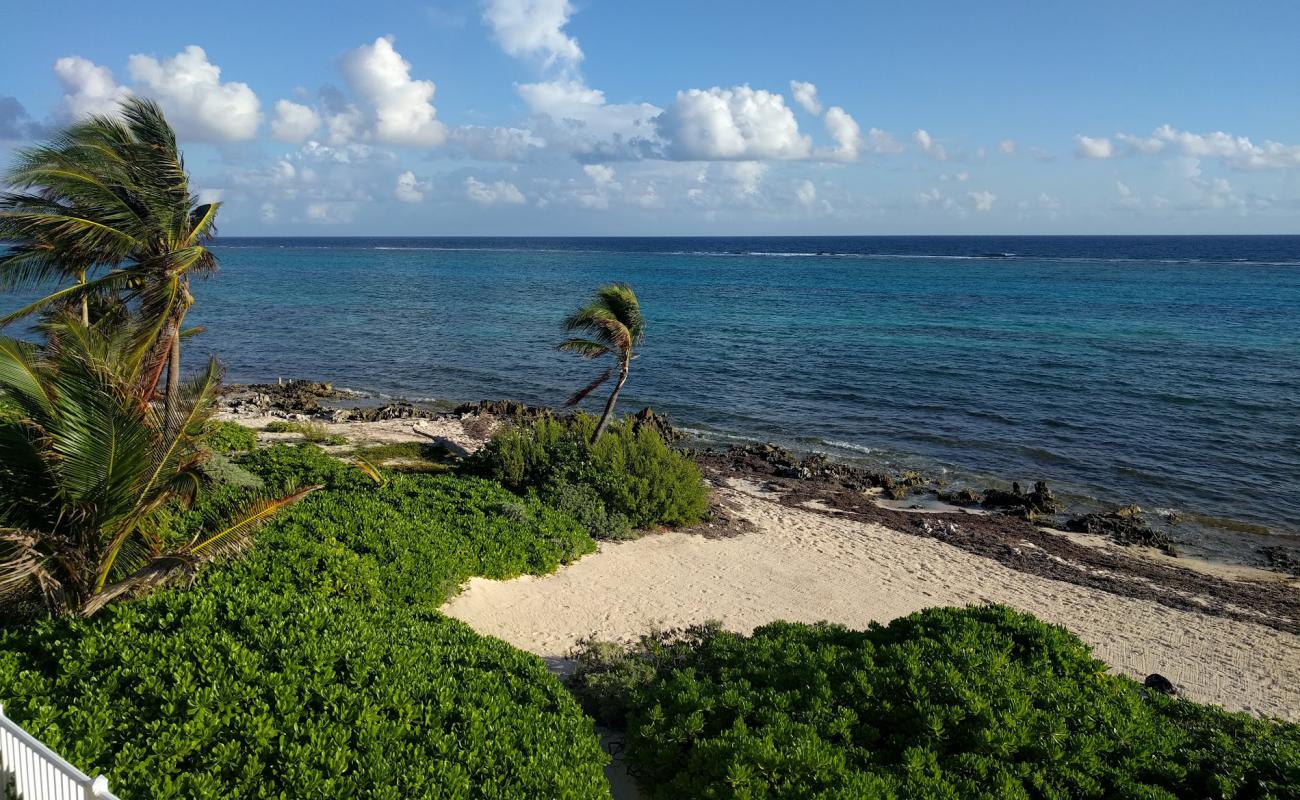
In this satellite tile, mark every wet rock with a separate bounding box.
[703,443,926,496]
[1143,673,1177,696]
[1260,545,1300,577]
[980,480,1061,520]
[1064,507,1176,555]
[451,399,553,420]
[222,380,347,415]
[937,488,983,506]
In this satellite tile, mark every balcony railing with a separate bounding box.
[0,704,120,800]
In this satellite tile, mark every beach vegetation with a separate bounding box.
[558,283,645,443]
[470,414,709,531]
[0,321,316,618]
[569,604,1300,799]
[0,98,221,414]
[205,420,258,453]
[0,446,608,798]
[264,419,347,445]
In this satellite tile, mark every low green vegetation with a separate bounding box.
[352,441,451,474]
[569,605,1300,799]
[264,419,347,445]
[0,443,609,799]
[469,414,709,533]
[205,420,259,453]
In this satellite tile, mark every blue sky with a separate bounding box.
[3,0,1299,235]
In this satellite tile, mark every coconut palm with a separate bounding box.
[0,96,219,414]
[557,283,645,443]
[0,318,315,617]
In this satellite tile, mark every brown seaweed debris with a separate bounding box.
[695,446,1300,637]
[1065,506,1177,555]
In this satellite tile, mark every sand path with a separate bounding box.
[444,482,1300,722]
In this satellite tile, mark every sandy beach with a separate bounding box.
[445,476,1300,722]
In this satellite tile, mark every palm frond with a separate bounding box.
[556,338,611,359]
[186,484,321,559]
[565,368,612,407]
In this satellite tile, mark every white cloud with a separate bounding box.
[821,106,862,162]
[583,163,616,185]
[271,99,321,142]
[127,46,261,141]
[789,80,821,115]
[517,79,661,159]
[968,190,996,211]
[305,201,358,224]
[259,201,277,223]
[448,125,546,160]
[727,161,767,196]
[340,36,446,146]
[999,139,1017,155]
[912,128,947,160]
[465,176,526,205]
[394,170,430,202]
[1075,135,1115,159]
[796,179,817,207]
[53,56,130,120]
[1139,125,1300,170]
[657,86,810,161]
[482,0,583,69]
[864,128,903,155]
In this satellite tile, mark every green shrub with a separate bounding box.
[263,419,299,433]
[353,441,451,474]
[570,605,1300,799]
[0,441,609,799]
[264,419,346,445]
[205,420,258,453]
[470,415,709,531]
[544,481,635,541]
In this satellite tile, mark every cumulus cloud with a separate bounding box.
[54,56,130,120]
[912,129,947,160]
[271,99,321,142]
[465,176,526,205]
[727,161,767,196]
[448,125,546,160]
[789,80,821,115]
[394,170,430,202]
[583,163,616,185]
[482,0,583,69]
[127,46,261,141]
[1075,135,1115,159]
[999,138,1017,155]
[796,179,817,207]
[340,36,446,146]
[517,79,660,160]
[657,86,810,161]
[821,106,862,161]
[864,128,904,155]
[968,190,996,211]
[1116,125,1300,170]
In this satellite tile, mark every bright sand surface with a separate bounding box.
[444,479,1300,722]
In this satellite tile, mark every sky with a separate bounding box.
[2,0,1299,236]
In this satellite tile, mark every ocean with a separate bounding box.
[16,235,1300,564]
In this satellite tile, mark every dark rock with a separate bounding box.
[1064,506,1176,555]
[1143,673,1177,695]
[981,480,1061,519]
[937,488,982,506]
[222,380,347,415]
[1260,546,1300,577]
[451,399,553,420]
[629,407,682,442]
[339,403,433,423]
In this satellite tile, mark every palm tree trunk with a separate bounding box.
[78,270,88,326]
[164,332,180,420]
[592,363,629,443]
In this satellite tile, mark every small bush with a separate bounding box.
[571,605,1300,799]
[353,441,450,474]
[544,481,635,541]
[470,415,709,531]
[205,420,258,453]
[263,419,299,433]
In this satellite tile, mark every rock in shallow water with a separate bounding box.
[1064,507,1176,555]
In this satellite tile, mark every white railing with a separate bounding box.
[0,704,119,800]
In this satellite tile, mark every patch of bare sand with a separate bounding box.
[443,485,1300,722]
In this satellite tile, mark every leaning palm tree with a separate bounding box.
[557,283,645,443]
[0,318,315,617]
[0,96,219,414]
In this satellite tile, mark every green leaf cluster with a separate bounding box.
[0,443,609,798]
[470,414,709,532]
[204,420,258,453]
[570,605,1300,799]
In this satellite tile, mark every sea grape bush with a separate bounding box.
[471,414,709,531]
[0,443,609,799]
[570,605,1300,799]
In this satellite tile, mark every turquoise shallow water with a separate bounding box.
[12,235,1300,563]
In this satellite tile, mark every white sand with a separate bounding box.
[444,480,1300,722]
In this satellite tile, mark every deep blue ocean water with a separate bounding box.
[11,236,1300,563]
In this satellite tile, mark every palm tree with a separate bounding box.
[0,96,219,414]
[557,283,645,443]
[0,318,316,617]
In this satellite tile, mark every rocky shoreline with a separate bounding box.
[219,381,1300,614]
